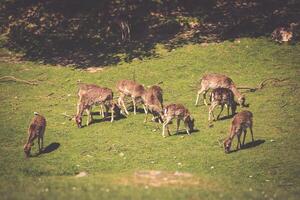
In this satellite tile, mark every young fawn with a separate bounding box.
[116,80,145,115]
[23,112,46,158]
[224,110,254,153]
[195,73,245,107]
[209,88,237,121]
[162,104,195,137]
[76,84,120,128]
[142,85,164,123]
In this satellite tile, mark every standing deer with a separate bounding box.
[23,112,46,158]
[78,83,118,118]
[224,110,254,153]
[142,85,164,123]
[195,73,245,107]
[208,88,237,121]
[116,80,145,115]
[75,84,120,128]
[162,104,195,137]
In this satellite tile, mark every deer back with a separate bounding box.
[201,73,234,89]
[116,80,145,97]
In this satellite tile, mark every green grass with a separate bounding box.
[0,38,299,199]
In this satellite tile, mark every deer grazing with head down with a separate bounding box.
[116,80,145,115]
[195,73,245,107]
[142,85,164,123]
[23,112,46,158]
[162,104,195,137]
[75,83,120,128]
[224,110,254,153]
[209,88,237,121]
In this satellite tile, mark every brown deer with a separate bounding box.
[78,83,120,118]
[208,88,237,121]
[195,73,245,107]
[224,110,254,153]
[271,23,298,43]
[116,80,145,115]
[75,84,120,128]
[162,104,195,137]
[23,112,46,158]
[142,85,164,123]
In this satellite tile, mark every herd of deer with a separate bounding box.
[24,73,255,158]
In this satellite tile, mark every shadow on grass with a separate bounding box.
[31,142,60,157]
[230,139,265,153]
[169,129,200,137]
[92,113,127,124]
[42,142,60,154]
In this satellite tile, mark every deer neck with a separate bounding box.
[230,85,242,99]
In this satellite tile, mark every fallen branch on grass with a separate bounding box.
[0,76,38,85]
[62,112,74,121]
[237,78,289,92]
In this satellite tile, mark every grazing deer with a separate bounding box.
[162,104,195,137]
[271,23,298,43]
[75,84,120,128]
[23,112,46,158]
[195,73,245,107]
[142,85,164,123]
[224,110,254,153]
[209,88,237,121]
[116,80,145,115]
[78,83,109,118]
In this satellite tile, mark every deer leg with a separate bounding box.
[217,104,224,120]
[99,104,104,117]
[209,102,218,121]
[250,125,254,142]
[143,104,148,114]
[184,121,191,135]
[132,97,137,115]
[110,106,114,122]
[242,129,247,146]
[227,104,230,116]
[143,105,148,123]
[203,90,209,106]
[38,136,41,153]
[119,95,129,115]
[176,119,180,134]
[41,136,44,151]
[195,91,201,106]
[162,118,172,137]
[236,134,242,150]
[86,109,92,126]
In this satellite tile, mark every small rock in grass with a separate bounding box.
[210,166,214,169]
[76,171,88,178]
[249,175,253,178]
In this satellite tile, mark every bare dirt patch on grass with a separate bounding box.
[118,170,217,189]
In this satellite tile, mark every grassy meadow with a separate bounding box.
[0,38,299,199]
